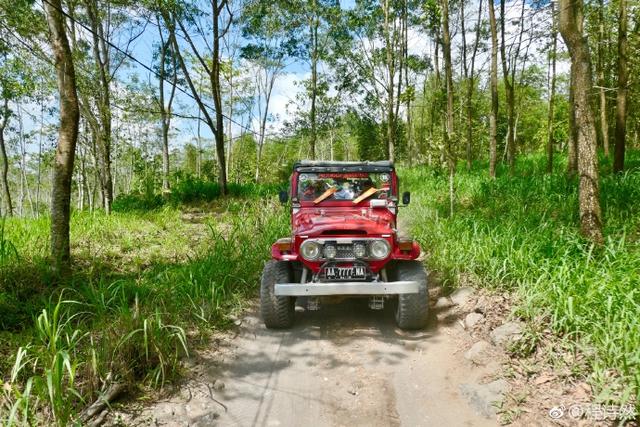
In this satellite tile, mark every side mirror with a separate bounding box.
[279,190,289,204]
[402,191,411,205]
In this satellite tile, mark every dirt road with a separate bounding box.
[115,295,506,427]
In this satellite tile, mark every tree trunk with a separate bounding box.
[383,0,396,162]
[488,0,499,178]
[157,17,177,193]
[403,0,412,166]
[613,0,627,173]
[546,2,558,174]
[255,71,276,183]
[86,0,113,214]
[597,0,609,157]
[0,99,12,216]
[211,1,227,193]
[500,0,524,175]
[45,0,80,271]
[309,0,318,160]
[464,0,482,170]
[558,0,604,243]
[567,67,578,175]
[441,0,455,216]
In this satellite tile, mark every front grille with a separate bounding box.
[336,244,354,259]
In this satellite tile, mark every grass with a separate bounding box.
[402,151,640,409]
[0,193,288,425]
[2,156,639,422]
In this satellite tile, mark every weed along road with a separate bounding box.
[117,297,502,426]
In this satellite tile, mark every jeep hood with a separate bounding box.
[293,208,395,236]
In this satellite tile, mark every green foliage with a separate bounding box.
[404,152,640,406]
[0,197,289,424]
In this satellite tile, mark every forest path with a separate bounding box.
[113,298,503,427]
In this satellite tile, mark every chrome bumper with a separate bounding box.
[274,281,420,296]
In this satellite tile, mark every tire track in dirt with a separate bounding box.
[110,298,502,427]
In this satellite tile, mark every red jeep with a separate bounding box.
[261,161,428,330]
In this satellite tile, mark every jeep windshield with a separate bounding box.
[297,172,393,204]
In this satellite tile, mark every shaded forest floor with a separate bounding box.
[1,152,639,425]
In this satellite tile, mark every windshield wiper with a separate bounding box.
[352,187,380,204]
[313,187,337,204]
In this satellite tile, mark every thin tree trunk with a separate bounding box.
[157,17,171,193]
[567,66,578,175]
[488,0,499,178]
[211,0,227,193]
[383,0,396,162]
[597,0,609,157]
[45,0,80,271]
[85,0,113,214]
[500,0,525,175]
[546,2,558,174]
[441,0,455,216]
[613,0,627,173]
[0,98,13,216]
[403,0,412,166]
[559,0,604,243]
[464,0,482,170]
[36,100,44,218]
[309,0,318,160]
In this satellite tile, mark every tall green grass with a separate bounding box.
[0,197,288,425]
[402,152,640,407]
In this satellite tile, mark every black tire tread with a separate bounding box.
[394,261,429,330]
[260,260,295,329]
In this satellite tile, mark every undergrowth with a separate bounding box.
[403,152,640,409]
[0,196,288,425]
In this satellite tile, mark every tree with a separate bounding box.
[440,0,455,215]
[44,0,80,270]
[461,0,483,170]
[596,0,609,157]
[159,0,229,194]
[488,0,499,178]
[0,96,12,216]
[155,14,178,193]
[334,0,406,161]
[0,44,37,216]
[241,0,300,181]
[499,0,526,175]
[546,1,558,174]
[613,0,627,173]
[558,0,603,243]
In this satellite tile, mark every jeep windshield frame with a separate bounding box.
[291,161,398,207]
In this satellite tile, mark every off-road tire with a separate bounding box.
[394,261,429,330]
[260,260,295,329]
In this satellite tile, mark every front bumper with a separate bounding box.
[274,281,420,296]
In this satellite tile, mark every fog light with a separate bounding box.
[323,244,337,259]
[353,242,367,258]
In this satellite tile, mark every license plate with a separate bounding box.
[324,266,366,280]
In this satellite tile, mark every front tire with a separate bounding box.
[260,260,295,329]
[394,261,429,330]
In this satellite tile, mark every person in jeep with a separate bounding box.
[261,161,428,330]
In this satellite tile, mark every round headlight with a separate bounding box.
[369,240,391,259]
[323,244,337,259]
[353,242,367,258]
[300,240,321,260]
